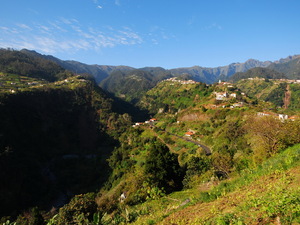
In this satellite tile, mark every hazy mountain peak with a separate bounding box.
[274,55,300,64]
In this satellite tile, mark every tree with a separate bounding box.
[212,153,232,179]
[144,140,184,192]
[56,193,97,225]
[183,156,211,188]
[244,115,287,162]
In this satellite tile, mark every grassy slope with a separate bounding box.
[235,79,278,99]
[128,144,300,224]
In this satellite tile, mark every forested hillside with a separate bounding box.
[0,76,134,218]
[0,50,134,221]
[229,67,286,83]
[0,49,72,82]
[100,69,173,104]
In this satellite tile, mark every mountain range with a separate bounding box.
[20,49,300,84]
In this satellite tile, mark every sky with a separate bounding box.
[0,0,300,69]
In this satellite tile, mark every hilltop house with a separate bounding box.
[231,102,244,108]
[278,114,289,121]
[215,92,228,100]
[230,93,237,98]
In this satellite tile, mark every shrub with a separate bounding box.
[55,193,97,225]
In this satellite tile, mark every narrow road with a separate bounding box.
[152,125,212,156]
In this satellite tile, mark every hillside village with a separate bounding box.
[245,77,300,84]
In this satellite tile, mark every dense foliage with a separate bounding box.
[100,69,173,104]
[0,49,71,81]
[0,77,132,219]
[236,79,300,108]
[144,140,184,193]
[230,67,286,83]
[139,80,212,114]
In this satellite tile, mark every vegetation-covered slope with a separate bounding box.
[268,55,300,79]
[230,67,286,83]
[0,76,128,218]
[100,69,173,104]
[138,79,213,115]
[133,144,300,224]
[0,49,72,82]
[235,78,300,109]
[30,77,299,225]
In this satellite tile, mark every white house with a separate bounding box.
[278,114,288,121]
[230,93,237,98]
[215,92,228,100]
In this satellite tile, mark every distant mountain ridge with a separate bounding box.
[169,59,272,83]
[20,49,134,83]
[20,49,299,84]
[268,55,300,79]
[230,67,287,83]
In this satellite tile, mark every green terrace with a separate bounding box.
[0,73,47,93]
[0,73,89,94]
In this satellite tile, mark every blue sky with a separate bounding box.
[1,0,300,69]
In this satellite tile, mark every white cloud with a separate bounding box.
[92,0,103,9]
[205,23,223,30]
[0,26,10,32]
[0,19,143,55]
[147,25,174,43]
[38,25,51,33]
[16,24,32,30]
[60,17,78,25]
[48,22,67,32]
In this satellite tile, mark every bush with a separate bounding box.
[183,156,211,188]
[15,207,45,225]
[55,193,97,225]
[144,139,184,193]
